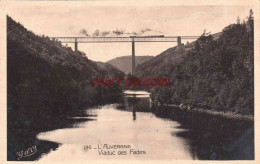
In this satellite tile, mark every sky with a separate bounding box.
[7,5,252,62]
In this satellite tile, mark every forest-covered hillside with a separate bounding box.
[135,33,221,78]
[138,11,254,115]
[7,15,124,132]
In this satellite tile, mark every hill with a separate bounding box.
[7,16,124,160]
[107,55,154,74]
[135,32,221,78]
[96,62,125,77]
[7,16,124,113]
[137,12,254,115]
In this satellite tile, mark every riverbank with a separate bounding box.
[7,94,124,161]
[8,106,95,161]
[166,104,253,122]
[8,116,91,161]
[151,105,254,160]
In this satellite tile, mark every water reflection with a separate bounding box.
[36,90,195,161]
[118,90,151,113]
[35,90,254,161]
[133,106,136,121]
[151,106,254,160]
[119,90,151,120]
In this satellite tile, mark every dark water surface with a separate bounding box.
[35,90,253,161]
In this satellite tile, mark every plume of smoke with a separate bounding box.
[130,28,163,36]
[140,28,152,34]
[79,29,90,36]
[131,32,138,36]
[151,30,164,34]
[101,31,110,36]
[79,27,164,37]
[92,29,100,37]
[112,29,124,36]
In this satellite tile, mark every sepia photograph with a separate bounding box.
[0,1,259,163]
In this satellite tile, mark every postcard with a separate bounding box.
[0,0,259,163]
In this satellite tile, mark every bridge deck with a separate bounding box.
[51,36,199,43]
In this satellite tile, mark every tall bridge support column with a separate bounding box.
[131,40,135,75]
[177,36,181,49]
[75,39,78,52]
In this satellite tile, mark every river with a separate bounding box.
[36,90,197,161]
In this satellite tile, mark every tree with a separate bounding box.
[237,17,241,24]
